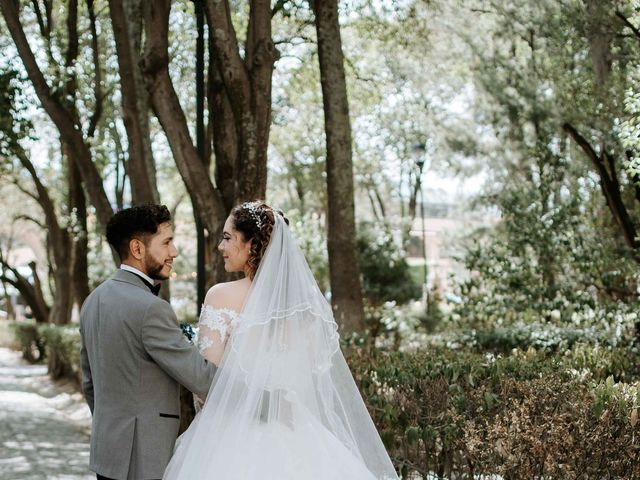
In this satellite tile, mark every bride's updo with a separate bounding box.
[231,201,289,279]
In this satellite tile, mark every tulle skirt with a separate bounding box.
[164,406,378,479]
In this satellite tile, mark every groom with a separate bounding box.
[80,204,216,480]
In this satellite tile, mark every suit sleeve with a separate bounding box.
[141,300,216,399]
[79,324,94,414]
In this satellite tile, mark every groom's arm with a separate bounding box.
[141,300,216,399]
[79,325,94,413]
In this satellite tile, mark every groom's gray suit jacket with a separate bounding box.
[80,269,215,480]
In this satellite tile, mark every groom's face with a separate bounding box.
[141,222,178,280]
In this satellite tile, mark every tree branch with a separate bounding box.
[31,0,48,38]
[86,0,103,138]
[108,0,159,204]
[0,0,114,230]
[616,10,640,42]
[141,0,224,234]
[64,0,79,102]
[30,0,55,62]
[271,0,288,17]
[563,122,639,253]
[274,34,315,46]
[562,122,610,181]
[0,257,50,323]
[204,0,250,118]
[13,144,61,236]
[13,214,46,229]
[12,177,40,203]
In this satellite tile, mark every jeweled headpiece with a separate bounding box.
[244,202,263,230]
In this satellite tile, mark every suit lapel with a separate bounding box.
[112,269,151,292]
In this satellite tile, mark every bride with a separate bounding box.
[163,201,399,480]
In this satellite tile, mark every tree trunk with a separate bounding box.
[70,160,90,306]
[49,264,73,325]
[141,0,225,237]
[142,1,278,287]
[1,278,15,320]
[311,0,365,332]
[563,123,639,257]
[15,143,74,324]
[586,0,613,87]
[0,264,49,324]
[109,0,160,204]
[25,261,50,324]
[209,44,238,212]
[203,0,278,203]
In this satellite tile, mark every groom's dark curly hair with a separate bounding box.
[106,204,171,261]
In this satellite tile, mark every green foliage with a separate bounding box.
[10,321,46,363]
[435,317,636,357]
[9,322,81,387]
[451,171,639,332]
[39,324,82,386]
[288,211,330,293]
[357,222,422,305]
[346,343,640,478]
[7,316,640,478]
[291,217,422,306]
[449,0,640,340]
[0,68,32,158]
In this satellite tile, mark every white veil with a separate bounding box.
[164,214,399,479]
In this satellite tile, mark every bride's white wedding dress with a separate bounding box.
[163,216,398,480]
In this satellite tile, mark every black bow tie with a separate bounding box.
[130,272,161,296]
[149,283,162,296]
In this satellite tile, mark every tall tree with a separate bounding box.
[15,146,73,324]
[0,60,73,324]
[62,0,90,311]
[141,0,279,284]
[0,0,114,231]
[310,0,365,332]
[108,0,159,205]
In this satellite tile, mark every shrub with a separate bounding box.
[10,321,46,363]
[39,325,82,387]
[345,344,640,478]
[289,211,330,293]
[9,322,82,386]
[423,314,637,358]
[357,222,422,306]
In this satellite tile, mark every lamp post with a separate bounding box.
[412,143,428,297]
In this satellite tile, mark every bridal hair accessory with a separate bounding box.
[244,202,264,230]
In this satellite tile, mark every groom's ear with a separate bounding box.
[129,237,145,260]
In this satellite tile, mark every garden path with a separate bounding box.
[0,347,93,479]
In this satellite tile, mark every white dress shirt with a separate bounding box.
[120,264,158,286]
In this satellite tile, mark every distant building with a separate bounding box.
[407,190,498,293]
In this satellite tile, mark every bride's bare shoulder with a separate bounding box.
[204,279,248,311]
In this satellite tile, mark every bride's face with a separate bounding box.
[218,215,252,275]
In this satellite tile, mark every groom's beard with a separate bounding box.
[144,254,169,280]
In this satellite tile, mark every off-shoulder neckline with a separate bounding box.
[201,304,240,317]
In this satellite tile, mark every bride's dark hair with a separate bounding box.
[231,201,289,279]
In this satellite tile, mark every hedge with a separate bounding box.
[8,323,640,478]
[11,322,82,386]
[346,345,640,478]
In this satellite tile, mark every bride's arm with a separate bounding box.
[196,286,233,366]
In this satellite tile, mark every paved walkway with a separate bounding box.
[0,348,93,480]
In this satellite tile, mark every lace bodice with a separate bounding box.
[197,305,240,355]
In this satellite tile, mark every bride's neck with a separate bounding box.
[242,264,252,279]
